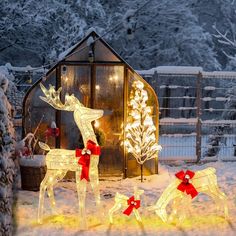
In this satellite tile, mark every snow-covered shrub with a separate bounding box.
[0,65,24,113]
[0,72,16,236]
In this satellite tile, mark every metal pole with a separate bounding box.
[55,65,61,148]
[123,66,128,178]
[155,74,159,174]
[196,72,202,162]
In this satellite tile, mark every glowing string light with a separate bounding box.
[124,80,162,181]
[109,187,144,224]
[148,167,228,224]
[37,83,104,229]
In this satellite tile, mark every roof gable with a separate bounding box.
[61,31,121,62]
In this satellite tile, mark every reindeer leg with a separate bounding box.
[47,170,67,214]
[38,170,53,223]
[108,203,122,224]
[201,188,220,212]
[76,170,87,229]
[169,197,182,223]
[133,209,142,222]
[202,185,228,219]
[211,186,228,219]
[89,165,101,219]
[148,181,183,223]
[176,195,191,225]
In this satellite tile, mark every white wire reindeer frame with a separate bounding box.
[148,167,228,224]
[37,83,104,229]
[109,187,144,224]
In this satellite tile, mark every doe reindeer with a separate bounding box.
[148,167,228,223]
[37,83,103,229]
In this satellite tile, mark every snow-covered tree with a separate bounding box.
[213,24,236,70]
[0,0,222,70]
[0,0,107,66]
[124,81,161,182]
[108,0,220,70]
[191,0,236,70]
[0,73,15,236]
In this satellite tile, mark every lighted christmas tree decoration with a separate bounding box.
[109,187,144,224]
[124,81,162,182]
[37,83,104,229]
[148,167,228,224]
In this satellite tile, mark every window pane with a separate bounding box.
[60,66,91,149]
[24,70,56,152]
[95,66,124,175]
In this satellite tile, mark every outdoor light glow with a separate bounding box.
[94,120,100,128]
[109,187,144,224]
[38,83,104,229]
[95,85,100,90]
[148,167,228,224]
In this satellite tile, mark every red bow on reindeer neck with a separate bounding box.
[175,170,198,199]
[75,140,101,181]
[123,196,141,216]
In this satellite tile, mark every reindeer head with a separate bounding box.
[40,83,82,111]
[39,83,104,122]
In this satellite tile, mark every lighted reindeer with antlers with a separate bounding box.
[148,167,229,224]
[37,83,104,229]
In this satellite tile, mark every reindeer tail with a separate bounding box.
[38,142,51,151]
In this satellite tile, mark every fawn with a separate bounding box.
[109,187,144,224]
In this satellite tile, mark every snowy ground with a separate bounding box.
[15,162,236,236]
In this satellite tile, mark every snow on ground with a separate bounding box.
[15,162,236,236]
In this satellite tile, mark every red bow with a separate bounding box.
[22,147,31,157]
[175,170,198,199]
[76,140,101,181]
[123,196,141,216]
[45,128,60,137]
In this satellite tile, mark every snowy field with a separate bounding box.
[15,162,236,236]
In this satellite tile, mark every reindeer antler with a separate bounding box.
[40,83,81,111]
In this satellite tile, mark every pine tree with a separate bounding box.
[124,81,161,182]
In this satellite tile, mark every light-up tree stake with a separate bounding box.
[124,81,161,182]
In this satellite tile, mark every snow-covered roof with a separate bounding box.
[5,62,46,73]
[202,71,236,78]
[137,66,236,78]
[160,118,198,124]
[58,43,80,61]
[58,28,99,61]
[137,66,203,75]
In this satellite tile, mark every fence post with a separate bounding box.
[196,72,202,162]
